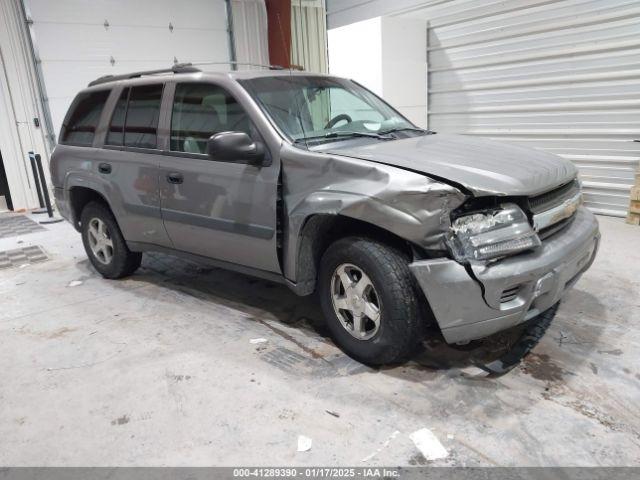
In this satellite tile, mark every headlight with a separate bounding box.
[447,203,541,263]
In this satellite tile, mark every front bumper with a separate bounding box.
[410,207,600,344]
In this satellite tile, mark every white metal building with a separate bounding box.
[328,0,640,217]
[2,0,329,212]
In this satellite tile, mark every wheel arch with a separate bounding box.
[287,213,422,296]
[68,186,113,231]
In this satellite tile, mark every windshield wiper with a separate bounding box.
[378,127,433,135]
[325,131,393,140]
[294,131,393,144]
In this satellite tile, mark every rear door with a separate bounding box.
[157,81,280,273]
[96,82,171,247]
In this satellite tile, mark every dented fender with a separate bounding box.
[280,144,466,287]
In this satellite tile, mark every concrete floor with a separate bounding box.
[0,213,638,466]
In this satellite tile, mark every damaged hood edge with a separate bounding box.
[322,133,578,197]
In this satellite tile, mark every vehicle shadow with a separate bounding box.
[93,251,606,379]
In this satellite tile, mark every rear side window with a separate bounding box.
[105,84,163,149]
[170,83,253,154]
[61,90,110,146]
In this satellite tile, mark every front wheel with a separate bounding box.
[80,201,142,279]
[318,237,425,365]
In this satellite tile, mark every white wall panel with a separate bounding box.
[26,0,230,31]
[328,18,383,94]
[231,0,269,69]
[380,17,427,127]
[24,0,231,139]
[291,0,328,73]
[0,0,52,210]
[328,16,427,126]
[327,0,443,28]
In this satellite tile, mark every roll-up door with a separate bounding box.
[24,0,232,139]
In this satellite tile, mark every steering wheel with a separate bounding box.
[324,114,352,129]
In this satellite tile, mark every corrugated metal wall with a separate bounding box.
[418,0,640,216]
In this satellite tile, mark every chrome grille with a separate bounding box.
[529,178,581,240]
[529,179,580,215]
[538,215,575,240]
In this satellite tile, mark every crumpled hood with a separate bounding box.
[323,133,577,197]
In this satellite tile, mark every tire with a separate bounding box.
[80,201,142,279]
[318,237,425,365]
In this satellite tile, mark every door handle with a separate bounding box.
[98,163,112,174]
[166,172,184,184]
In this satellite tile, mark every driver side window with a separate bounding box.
[170,83,254,154]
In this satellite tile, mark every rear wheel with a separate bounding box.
[80,202,141,279]
[318,237,425,365]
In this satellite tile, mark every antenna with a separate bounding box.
[276,12,291,69]
[287,74,309,149]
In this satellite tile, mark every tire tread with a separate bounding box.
[80,201,141,279]
[319,236,424,365]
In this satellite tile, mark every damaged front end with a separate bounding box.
[409,189,600,345]
[281,144,599,349]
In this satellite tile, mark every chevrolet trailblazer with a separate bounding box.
[50,65,600,364]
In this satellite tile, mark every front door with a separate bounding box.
[158,82,280,274]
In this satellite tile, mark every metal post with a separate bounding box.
[34,153,62,224]
[28,151,45,209]
[425,21,430,131]
[35,153,52,216]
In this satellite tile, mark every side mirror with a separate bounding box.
[206,131,266,165]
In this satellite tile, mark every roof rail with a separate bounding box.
[190,61,303,71]
[88,63,201,87]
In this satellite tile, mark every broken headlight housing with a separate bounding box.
[447,203,541,263]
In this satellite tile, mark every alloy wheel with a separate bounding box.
[87,217,114,265]
[330,263,381,340]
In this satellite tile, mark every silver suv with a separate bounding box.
[50,65,600,365]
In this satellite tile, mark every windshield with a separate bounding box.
[239,76,417,144]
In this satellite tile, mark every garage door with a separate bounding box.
[24,0,232,140]
[425,0,640,217]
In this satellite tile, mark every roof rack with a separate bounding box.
[87,61,304,87]
[88,63,201,87]
[190,61,288,70]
